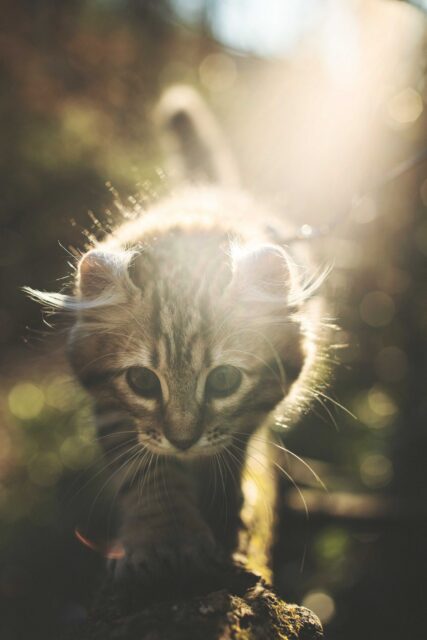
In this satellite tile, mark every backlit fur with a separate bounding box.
[26,99,330,590]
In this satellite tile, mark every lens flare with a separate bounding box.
[74,528,125,560]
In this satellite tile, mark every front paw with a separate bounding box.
[110,526,227,596]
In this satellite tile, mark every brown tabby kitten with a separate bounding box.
[27,87,327,590]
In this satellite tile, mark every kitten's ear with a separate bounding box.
[77,249,137,299]
[229,244,296,303]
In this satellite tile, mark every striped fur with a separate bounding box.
[27,91,330,586]
[27,187,329,585]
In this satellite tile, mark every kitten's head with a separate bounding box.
[36,229,317,458]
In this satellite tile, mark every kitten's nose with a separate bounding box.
[163,398,203,451]
[166,433,200,451]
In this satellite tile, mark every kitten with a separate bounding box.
[27,86,328,590]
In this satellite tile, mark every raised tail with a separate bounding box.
[155,85,239,187]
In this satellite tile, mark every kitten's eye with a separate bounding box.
[126,367,161,398]
[206,365,242,398]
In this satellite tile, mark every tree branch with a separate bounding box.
[62,563,323,640]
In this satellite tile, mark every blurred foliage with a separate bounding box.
[0,0,202,351]
[1,375,97,517]
[0,371,109,638]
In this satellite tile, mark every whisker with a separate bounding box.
[228,442,272,525]
[272,444,327,493]
[64,437,139,504]
[234,432,327,493]
[84,442,145,528]
[316,389,356,420]
[231,436,309,520]
[106,446,149,537]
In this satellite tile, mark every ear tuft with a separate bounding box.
[77,249,136,299]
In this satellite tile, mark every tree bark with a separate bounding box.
[62,563,323,640]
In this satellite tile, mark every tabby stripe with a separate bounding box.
[151,343,160,369]
[162,331,172,366]
[183,331,199,363]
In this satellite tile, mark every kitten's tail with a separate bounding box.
[155,85,239,187]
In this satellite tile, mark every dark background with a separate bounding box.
[0,1,426,638]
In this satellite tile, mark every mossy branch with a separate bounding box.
[62,564,323,640]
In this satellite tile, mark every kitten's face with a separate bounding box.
[69,231,304,458]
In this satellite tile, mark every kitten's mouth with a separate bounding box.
[137,433,230,458]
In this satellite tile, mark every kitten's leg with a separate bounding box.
[111,456,223,588]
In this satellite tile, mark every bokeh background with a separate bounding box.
[1,1,426,638]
